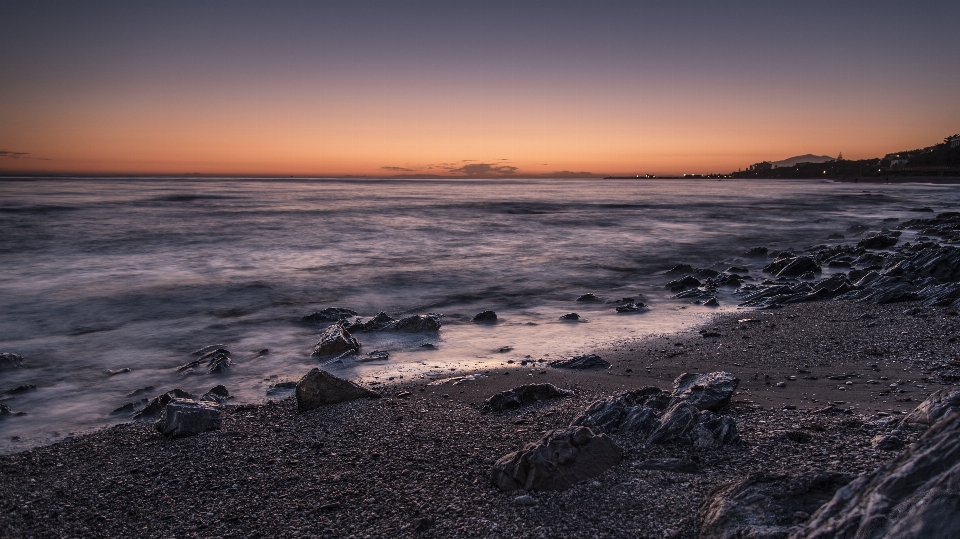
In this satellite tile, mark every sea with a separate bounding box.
[1,177,958,453]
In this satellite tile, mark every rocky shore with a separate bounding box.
[4,212,960,538]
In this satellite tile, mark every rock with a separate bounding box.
[110,402,140,416]
[799,271,816,280]
[177,347,233,373]
[472,310,498,323]
[704,297,720,307]
[3,384,37,395]
[513,494,538,506]
[312,323,362,358]
[616,302,647,313]
[576,293,599,302]
[900,388,960,429]
[154,398,222,437]
[347,312,396,331]
[647,402,739,448]
[695,268,720,279]
[295,368,380,413]
[559,313,582,321]
[634,458,699,474]
[133,389,193,419]
[743,247,768,258]
[490,426,622,491]
[484,383,571,411]
[300,307,358,323]
[792,410,960,539]
[0,352,24,369]
[872,434,905,451]
[670,371,739,411]
[858,234,899,250]
[0,403,11,417]
[667,275,702,291]
[388,314,441,333]
[106,368,131,376]
[126,386,154,397]
[827,233,845,240]
[359,350,389,361]
[200,384,230,403]
[548,354,609,369]
[699,471,854,539]
[664,264,695,275]
[776,256,821,277]
[726,266,749,274]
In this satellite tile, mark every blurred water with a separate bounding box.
[1,177,958,452]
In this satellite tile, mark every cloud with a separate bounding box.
[381,166,415,172]
[0,150,29,159]
[449,163,519,176]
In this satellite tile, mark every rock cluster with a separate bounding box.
[346,312,441,333]
[490,426,622,491]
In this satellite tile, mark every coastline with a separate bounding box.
[2,299,955,538]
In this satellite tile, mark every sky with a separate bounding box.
[1,1,959,177]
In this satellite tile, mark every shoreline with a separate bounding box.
[2,299,956,538]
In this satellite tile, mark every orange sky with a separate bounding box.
[1,2,958,177]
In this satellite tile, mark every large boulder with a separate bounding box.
[0,352,24,369]
[312,323,362,358]
[670,371,739,411]
[791,409,960,539]
[899,388,960,429]
[295,368,380,413]
[548,354,610,370]
[491,426,622,491]
[484,384,571,411]
[699,471,854,539]
[154,399,222,437]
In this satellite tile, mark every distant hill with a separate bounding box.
[771,154,834,168]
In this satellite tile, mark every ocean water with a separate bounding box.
[1,177,958,453]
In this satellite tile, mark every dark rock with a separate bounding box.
[125,386,154,397]
[201,348,232,374]
[295,368,380,413]
[490,426,622,491]
[484,383,571,411]
[513,494,537,506]
[670,371,739,411]
[359,350,389,361]
[695,268,720,279]
[110,402,141,416]
[827,233,845,240]
[133,389,192,419]
[793,410,960,539]
[776,256,821,277]
[858,234,899,250]
[3,384,37,395]
[347,312,440,333]
[300,307,358,323]
[559,313,582,321]
[154,398,222,437]
[900,388,960,429]
[312,324,361,358]
[743,247,768,258]
[871,434,905,451]
[647,402,739,448]
[576,293,599,302]
[910,207,934,212]
[699,471,854,539]
[799,271,816,280]
[0,403,11,417]
[347,312,396,331]
[0,352,24,369]
[847,224,871,233]
[665,264,695,275]
[704,297,719,307]
[785,430,812,444]
[726,266,749,274]
[616,302,647,313]
[548,354,609,369]
[412,518,435,533]
[634,458,699,474]
[200,384,230,403]
[667,275,702,291]
[472,310,498,323]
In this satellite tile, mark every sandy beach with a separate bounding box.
[2,299,956,538]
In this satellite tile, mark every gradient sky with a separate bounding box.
[1,1,959,176]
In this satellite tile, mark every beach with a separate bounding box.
[2,299,956,538]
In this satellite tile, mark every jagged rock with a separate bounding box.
[312,323,361,358]
[484,383,571,411]
[696,268,721,279]
[665,264,695,275]
[295,368,380,413]
[348,312,440,333]
[570,387,669,434]
[900,388,960,429]
[667,275,702,291]
[3,384,37,395]
[154,398,222,437]
[616,302,647,313]
[576,293,599,302]
[300,307,358,323]
[0,403,11,417]
[699,471,854,539]
[776,256,821,277]
[743,247,768,258]
[559,313,582,321]
[635,458,699,473]
[472,310,498,323]
[858,234,899,250]
[0,352,24,369]
[791,410,960,539]
[872,434,905,451]
[490,426,622,491]
[549,354,609,369]
[358,350,389,361]
[177,347,232,373]
[670,371,739,411]
[647,402,739,448]
[704,297,720,307]
[200,384,230,403]
[133,389,192,419]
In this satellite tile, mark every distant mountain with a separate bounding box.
[771,154,835,168]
